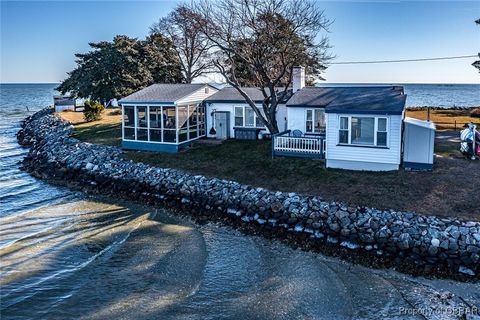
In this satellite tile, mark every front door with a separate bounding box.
[214,112,230,139]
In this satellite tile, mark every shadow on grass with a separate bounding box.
[73,123,122,147]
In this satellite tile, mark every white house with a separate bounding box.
[118,67,416,171]
[204,87,288,140]
[119,83,218,152]
[284,84,406,171]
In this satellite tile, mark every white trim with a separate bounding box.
[304,108,326,134]
[121,105,125,140]
[147,106,150,141]
[121,102,175,106]
[134,106,138,140]
[233,105,266,128]
[123,134,206,145]
[337,115,390,148]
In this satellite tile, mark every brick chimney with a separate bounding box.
[292,66,305,92]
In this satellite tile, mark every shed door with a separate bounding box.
[215,112,230,139]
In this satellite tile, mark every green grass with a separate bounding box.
[72,123,122,147]
[69,120,480,220]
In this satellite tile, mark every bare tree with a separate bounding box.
[151,5,212,83]
[473,19,480,73]
[193,0,332,133]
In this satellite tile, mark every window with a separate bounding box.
[339,117,349,144]
[306,110,313,132]
[377,118,387,146]
[137,107,147,128]
[245,108,255,127]
[305,109,325,133]
[256,113,264,127]
[234,106,244,126]
[351,117,375,145]
[338,116,388,147]
[124,106,135,127]
[123,106,136,140]
[234,106,265,128]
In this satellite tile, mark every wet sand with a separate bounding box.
[1,198,479,320]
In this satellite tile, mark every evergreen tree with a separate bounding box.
[57,34,182,103]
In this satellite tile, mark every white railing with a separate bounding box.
[274,135,323,155]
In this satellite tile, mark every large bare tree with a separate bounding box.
[193,0,332,133]
[473,19,480,73]
[151,5,212,83]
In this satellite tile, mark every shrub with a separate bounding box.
[110,108,122,115]
[83,100,105,122]
[470,108,480,118]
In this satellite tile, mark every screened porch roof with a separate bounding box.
[119,83,217,105]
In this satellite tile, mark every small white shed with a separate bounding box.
[54,95,76,112]
[402,117,436,170]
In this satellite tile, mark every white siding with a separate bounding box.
[55,105,75,112]
[176,86,219,105]
[206,102,286,138]
[286,107,327,133]
[286,107,305,132]
[403,120,435,165]
[325,113,403,171]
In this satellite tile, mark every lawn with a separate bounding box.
[56,109,480,220]
[406,108,480,131]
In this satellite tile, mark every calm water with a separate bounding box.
[0,83,479,319]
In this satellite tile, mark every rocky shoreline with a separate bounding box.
[17,107,480,280]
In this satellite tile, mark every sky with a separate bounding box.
[1,0,479,84]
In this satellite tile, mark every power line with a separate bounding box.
[331,54,478,65]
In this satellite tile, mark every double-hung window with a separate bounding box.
[305,109,326,134]
[376,118,388,146]
[234,106,265,128]
[234,106,244,126]
[338,116,388,147]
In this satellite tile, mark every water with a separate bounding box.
[1,84,479,319]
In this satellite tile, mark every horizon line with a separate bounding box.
[1,81,480,85]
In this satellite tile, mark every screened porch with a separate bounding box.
[122,104,206,150]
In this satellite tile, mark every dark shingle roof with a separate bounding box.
[205,87,291,103]
[287,86,406,115]
[119,83,209,103]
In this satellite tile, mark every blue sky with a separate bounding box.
[1,0,479,84]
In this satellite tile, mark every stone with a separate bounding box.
[329,223,340,232]
[458,266,475,276]
[466,245,480,254]
[17,107,480,276]
[428,246,438,256]
[439,240,449,250]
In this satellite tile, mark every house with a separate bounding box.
[284,85,406,171]
[118,83,218,152]
[204,87,289,140]
[119,67,415,171]
[54,95,76,112]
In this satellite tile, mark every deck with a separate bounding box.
[272,130,325,159]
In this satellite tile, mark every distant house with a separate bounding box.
[119,67,436,172]
[54,95,76,112]
[118,83,218,152]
